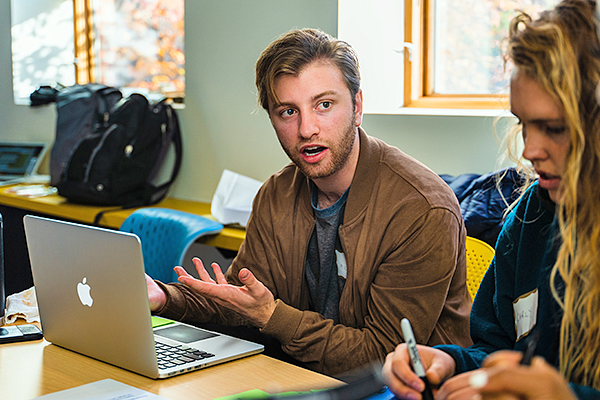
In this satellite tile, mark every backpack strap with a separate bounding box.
[93,207,120,226]
[93,203,140,226]
[144,102,183,205]
[88,84,123,126]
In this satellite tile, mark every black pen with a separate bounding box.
[401,318,434,400]
[520,329,540,366]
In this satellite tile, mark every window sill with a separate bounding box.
[366,107,513,118]
[15,93,186,109]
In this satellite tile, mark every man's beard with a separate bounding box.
[283,115,357,180]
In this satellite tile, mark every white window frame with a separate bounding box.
[338,0,509,116]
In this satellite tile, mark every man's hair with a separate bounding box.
[255,28,360,111]
[506,0,600,390]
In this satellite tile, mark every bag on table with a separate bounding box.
[53,84,182,211]
[51,84,123,186]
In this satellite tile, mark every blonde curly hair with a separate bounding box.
[506,0,600,388]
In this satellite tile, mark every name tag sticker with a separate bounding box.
[336,250,347,279]
[513,288,539,341]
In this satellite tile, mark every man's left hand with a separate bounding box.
[174,258,276,328]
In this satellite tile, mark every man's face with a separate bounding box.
[268,61,363,182]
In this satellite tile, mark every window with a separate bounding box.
[10,0,76,104]
[338,0,557,113]
[11,0,184,105]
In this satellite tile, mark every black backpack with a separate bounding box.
[52,84,123,186]
[53,85,182,211]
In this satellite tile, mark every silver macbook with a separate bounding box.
[0,142,47,186]
[23,215,263,379]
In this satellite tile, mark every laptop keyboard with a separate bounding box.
[155,341,215,370]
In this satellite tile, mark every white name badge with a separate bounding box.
[336,250,347,279]
[513,288,539,341]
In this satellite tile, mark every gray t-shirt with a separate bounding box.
[305,183,349,324]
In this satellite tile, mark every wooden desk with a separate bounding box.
[0,184,247,296]
[0,184,246,251]
[0,335,340,399]
[0,190,339,399]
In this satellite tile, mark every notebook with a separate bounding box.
[23,215,264,379]
[0,142,47,186]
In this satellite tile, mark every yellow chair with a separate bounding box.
[465,236,495,299]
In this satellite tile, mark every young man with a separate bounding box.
[147,28,471,376]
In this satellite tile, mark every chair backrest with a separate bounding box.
[465,236,495,300]
[120,208,223,283]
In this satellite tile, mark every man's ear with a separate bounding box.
[354,89,364,127]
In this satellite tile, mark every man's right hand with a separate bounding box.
[382,343,456,399]
[146,273,167,312]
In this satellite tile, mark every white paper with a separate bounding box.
[33,379,171,400]
[211,169,262,227]
[513,288,538,341]
[3,286,40,324]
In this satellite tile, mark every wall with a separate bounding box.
[0,0,512,204]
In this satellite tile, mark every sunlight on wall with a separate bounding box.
[11,0,75,104]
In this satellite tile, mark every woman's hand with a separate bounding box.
[435,350,577,400]
[478,351,576,400]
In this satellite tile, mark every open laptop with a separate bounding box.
[23,215,264,379]
[0,142,47,186]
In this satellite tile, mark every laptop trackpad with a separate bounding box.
[155,325,218,344]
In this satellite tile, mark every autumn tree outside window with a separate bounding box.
[338,0,557,114]
[11,0,184,105]
[78,0,185,102]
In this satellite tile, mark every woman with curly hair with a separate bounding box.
[382,1,600,398]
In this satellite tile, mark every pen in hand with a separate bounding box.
[401,318,434,400]
[520,329,540,366]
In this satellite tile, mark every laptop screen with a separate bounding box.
[0,143,46,177]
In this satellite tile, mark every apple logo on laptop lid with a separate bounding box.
[77,277,93,307]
